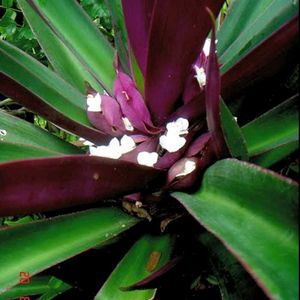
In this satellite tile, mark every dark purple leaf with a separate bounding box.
[121,0,155,75]
[145,0,224,125]
[205,15,228,158]
[0,155,164,216]
[222,16,299,100]
[114,71,155,133]
[0,73,109,144]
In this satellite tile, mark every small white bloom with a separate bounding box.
[87,93,102,112]
[233,116,238,122]
[166,118,189,135]
[120,135,136,154]
[203,38,211,57]
[175,160,197,177]
[0,129,7,137]
[137,151,159,167]
[122,117,134,131]
[194,66,206,88]
[79,137,94,146]
[159,118,189,153]
[89,135,136,159]
[159,133,186,153]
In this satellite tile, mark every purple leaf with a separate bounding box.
[101,95,126,132]
[114,71,155,133]
[121,0,155,75]
[0,155,163,216]
[0,73,109,144]
[222,16,299,100]
[145,0,224,125]
[205,14,228,159]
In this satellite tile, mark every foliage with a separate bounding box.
[0,0,298,299]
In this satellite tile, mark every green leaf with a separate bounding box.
[28,0,115,92]
[173,159,299,300]
[0,276,71,300]
[17,0,104,93]
[2,0,14,8]
[0,208,139,294]
[242,95,299,157]
[129,47,145,96]
[0,40,90,123]
[220,100,249,161]
[0,110,82,162]
[218,0,299,73]
[198,233,264,300]
[105,0,130,73]
[251,141,298,168]
[95,234,175,300]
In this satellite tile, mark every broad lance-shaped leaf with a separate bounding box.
[218,0,299,73]
[0,276,71,300]
[242,95,299,157]
[205,18,228,159]
[0,208,139,293]
[198,233,265,300]
[122,0,155,76]
[220,99,249,161]
[95,234,175,300]
[105,0,130,74]
[0,155,164,216]
[0,110,82,162]
[173,159,298,300]
[145,0,224,125]
[0,40,109,144]
[17,0,103,93]
[27,0,115,93]
[221,16,298,100]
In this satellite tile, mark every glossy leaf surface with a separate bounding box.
[0,276,71,300]
[28,0,115,92]
[218,0,299,73]
[173,159,298,300]
[0,208,139,294]
[18,0,103,93]
[95,234,175,300]
[220,100,249,161]
[242,95,299,156]
[0,110,82,162]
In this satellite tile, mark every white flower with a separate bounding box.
[89,135,136,159]
[175,160,197,177]
[159,134,186,153]
[166,118,189,135]
[87,93,102,112]
[137,151,159,167]
[203,38,211,57]
[120,135,136,154]
[0,129,7,137]
[159,118,189,153]
[122,117,134,131]
[194,66,206,88]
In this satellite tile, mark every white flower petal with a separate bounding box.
[137,151,158,167]
[120,135,136,154]
[122,117,134,131]
[203,38,211,57]
[109,137,120,148]
[87,93,102,112]
[194,66,206,88]
[175,160,197,177]
[159,134,186,153]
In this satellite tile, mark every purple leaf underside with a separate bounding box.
[0,155,163,216]
[145,0,224,125]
